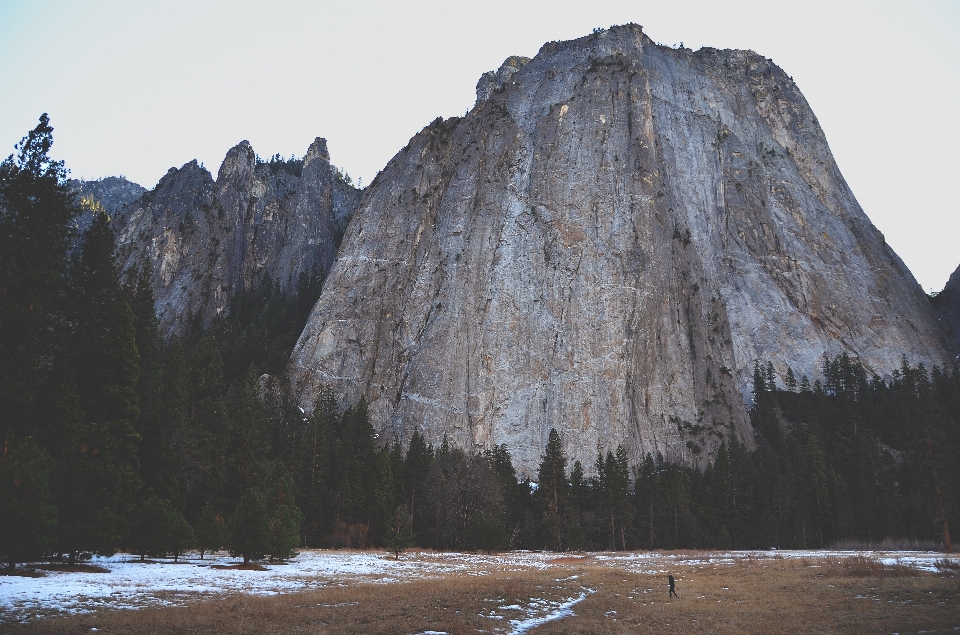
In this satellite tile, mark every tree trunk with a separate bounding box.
[610,512,616,551]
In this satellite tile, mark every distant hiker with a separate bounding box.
[668,574,679,598]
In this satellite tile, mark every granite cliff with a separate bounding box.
[288,24,951,475]
[933,263,960,357]
[71,176,147,238]
[103,138,360,337]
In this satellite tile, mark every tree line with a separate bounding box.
[2,116,958,570]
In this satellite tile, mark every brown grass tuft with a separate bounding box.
[209,563,268,571]
[821,555,920,578]
[547,555,592,564]
[0,568,46,578]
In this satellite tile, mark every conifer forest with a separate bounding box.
[2,117,959,570]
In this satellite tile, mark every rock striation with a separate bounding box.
[289,25,951,475]
[106,138,360,337]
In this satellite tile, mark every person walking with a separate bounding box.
[668,574,679,598]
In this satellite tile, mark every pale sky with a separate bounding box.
[1,0,958,292]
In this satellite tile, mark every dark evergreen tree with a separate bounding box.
[128,262,178,504]
[534,429,570,550]
[222,366,270,509]
[294,388,335,546]
[486,444,527,548]
[596,447,631,550]
[0,438,58,569]
[386,505,413,559]
[194,502,226,559]
[567,460,590,550]
[57,211,141,562]
[634,452,658,549]
[228,489,270,564]
[0,114,78,445]
[182,335,226,517]
[403,428,434,545]
[127,493,194,561]
[262,469,303,562]
[785,367,797,392]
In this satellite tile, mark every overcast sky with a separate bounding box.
[1,0,958,291]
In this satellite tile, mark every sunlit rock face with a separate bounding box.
[72,176,147,239]
[107,138,360,337]
[290,24,951,475]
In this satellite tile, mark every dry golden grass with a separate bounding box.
[31,565,109,574]
[4,553,959,634]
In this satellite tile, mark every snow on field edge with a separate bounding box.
[0,549,953,624]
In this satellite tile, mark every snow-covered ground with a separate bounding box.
[0,549,952,625]
[590,549,952,573]
[0,550,558,623]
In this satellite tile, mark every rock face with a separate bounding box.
[289,25,951,475]
[933,264,960,358]
[72,176,147,237]
[74,176,147,215]
[109,138,360,337]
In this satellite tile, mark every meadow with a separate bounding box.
[2,550,958,634]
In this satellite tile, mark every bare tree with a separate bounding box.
[425,448,505,550]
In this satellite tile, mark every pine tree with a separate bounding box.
[264,471,303,562]
[223,366,270,507]
[194,502,226,559]
[129,261,178,503]
[367,449,397,545]
[229,489,270,564]
[168,507,195,562]
[535,429,569,550]
[386,505,413,559]
[56,211,141,562]
[752,360,766,405]
[127,493,194,561]
[596,446,631,550]
[785,367,797,392]
[183,335,226,516]
[0,115,78,445]
[766,362,778,392]
[712,439,733,548]
[804,431,831,548]
[0,437,58,570]
[661,462,692,548]
[155,342,196,515]
[487,444,526,547]
[635,452,658,549]
[295,388,335,546]
[404,428,434,545]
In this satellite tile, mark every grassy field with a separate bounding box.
[3,552,959,634]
